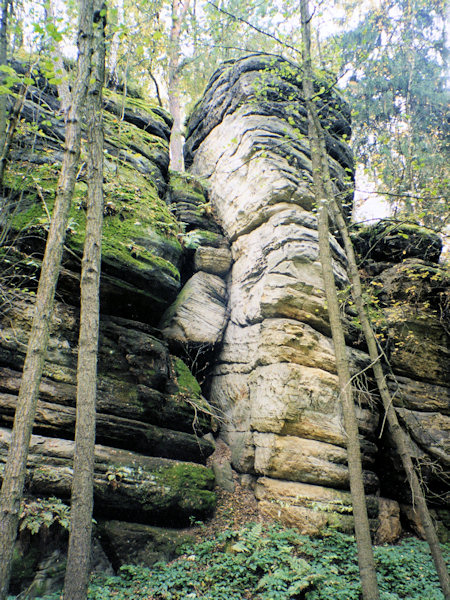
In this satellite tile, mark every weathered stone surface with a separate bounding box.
[396,408,449,464]
[387,375,450,414]
[0,296,213,435]
[353,227,450,504]
[185,54,352,175]
[253,433,378,491]
[161,272,229,344]
[5,64,182,324]
[0,392,213,463]
[385,313,449,386]
[353,222,442,265]
[194,246,232,276]
[168,172,223,238]
[208,439,235,493]
[0,429,216,525]
[226,209,348,333]
[10,528,111,599]
[254,478,378,536]
[98,521,193,568]
[375,498,402,544]
[184,54,382,520]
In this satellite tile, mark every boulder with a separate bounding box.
[97,520,193,568]
[374,498,402,544]
[194,246,232,276]
[161,272,229,345]
[254,478,379,536]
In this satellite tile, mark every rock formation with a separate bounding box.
[1,54,449,594]
[184,54,449,536]
[0,62,223,593]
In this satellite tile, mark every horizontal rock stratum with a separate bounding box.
[184,54,449,535]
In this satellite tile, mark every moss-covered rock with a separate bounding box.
[352,221,443,265]
[168,171,222,237]
[3,89,182,322]
[0,428,216,525]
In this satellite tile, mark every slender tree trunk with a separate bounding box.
[0,2,94,598]
[47,0,72,116]
[108,0,123,87]
[300,2,380,599]
[0,79,27,186]
[0,0,10,158]
[168,0,190,171]
[63,5,105,599]
[328,200,450,600]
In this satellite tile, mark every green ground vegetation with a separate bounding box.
[23,524,449,600]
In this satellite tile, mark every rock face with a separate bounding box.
[184,54,449,534]
[1,55,449,593]
[184,54,381,531]
[0,62,222,591]
[353,222,450,509]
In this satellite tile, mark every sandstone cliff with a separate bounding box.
[183,54,449,537]
[0,55,448,595]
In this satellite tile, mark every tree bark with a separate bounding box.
[63,4,106,599]
[107,0,123,88]
[47,0,72,116]
[328,199,450,600]
[0,1,95,597]
[300,2,380,600]
[0,0,10,159]
[0,77,28,186]
[168,0,190,171]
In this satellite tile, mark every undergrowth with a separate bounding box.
[30,524,449,600]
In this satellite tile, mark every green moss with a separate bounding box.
[7,159,182,281]
[181,229,224,250]
[103,111,168,160]
[103,88,170,126]
[169,171,208,200]
[173,357,202,397]
[159,462,215,490]
[155,462,216,515]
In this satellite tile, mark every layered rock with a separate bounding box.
[0,64,218,589]
[353,222,450,509]
[185,54,449,536]
[4,65,181,323]
[185,54,381,532]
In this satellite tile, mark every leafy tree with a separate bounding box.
[336,0,449,230]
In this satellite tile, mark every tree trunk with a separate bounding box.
[300,2,380,600]
[107,0,123,87]
[168,0,190,171]
[0,0,10,159]
[47,0,72,116]
[0,78,28,187]
[62,4,106,599]
[328,199,450,600]
[0,1,95,597]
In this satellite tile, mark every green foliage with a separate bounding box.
[335,0,449,231]
[19,496,70,535]
[34,525,450,600]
